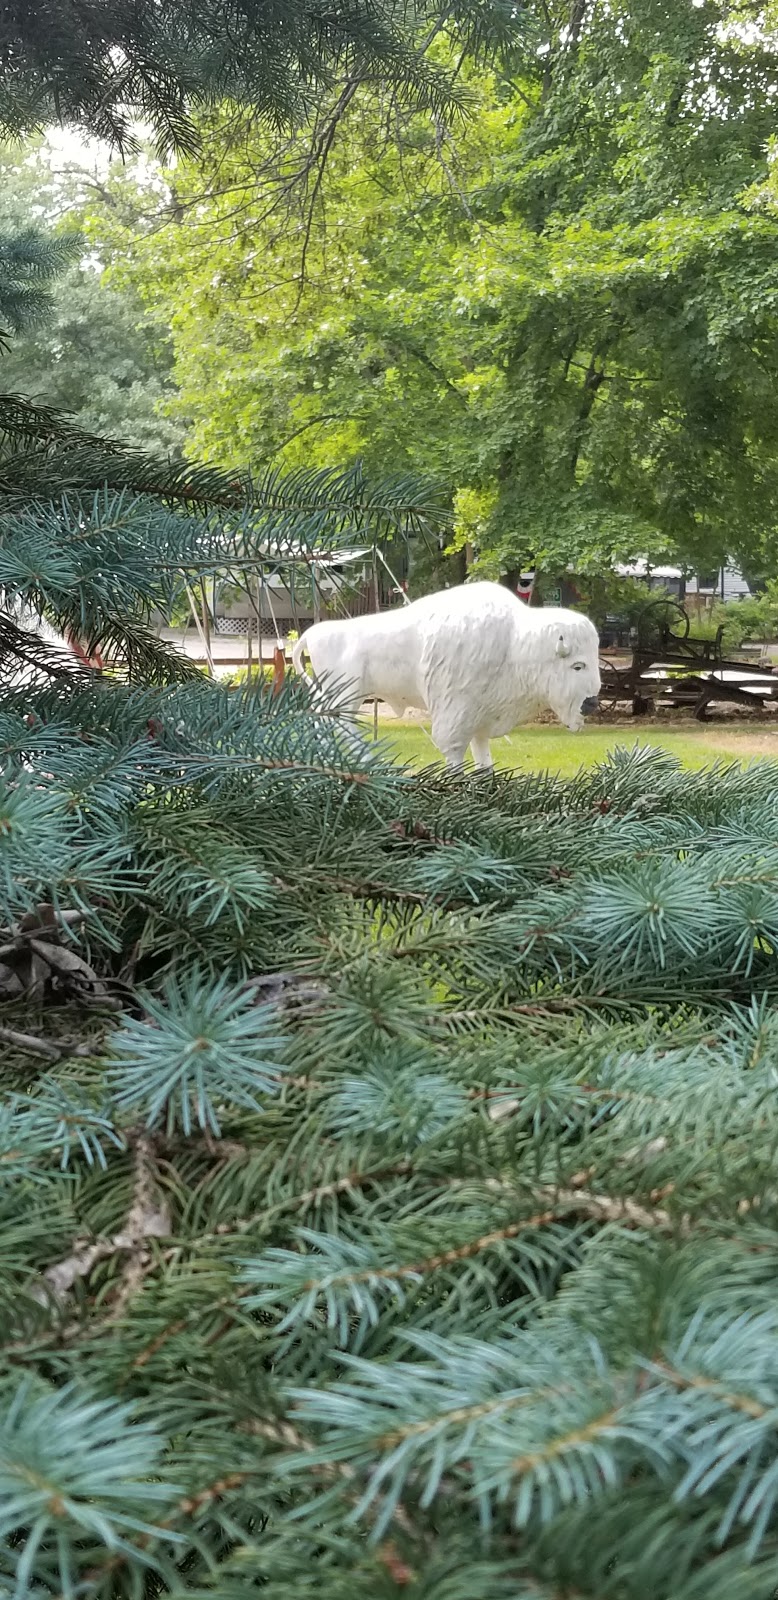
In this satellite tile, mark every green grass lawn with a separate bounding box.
[359,717,776,776]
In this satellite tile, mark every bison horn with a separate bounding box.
[556,635,571,658]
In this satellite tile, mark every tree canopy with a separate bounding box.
[105,1,778,584]
[0,142,184,451]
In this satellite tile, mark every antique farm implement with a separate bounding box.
[598,600,778,720]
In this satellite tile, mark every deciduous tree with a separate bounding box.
[111,2,778,583]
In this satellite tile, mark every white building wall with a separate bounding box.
[685,567,751,601]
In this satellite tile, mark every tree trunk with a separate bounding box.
[568,0,589,48]
[569,355,606,479]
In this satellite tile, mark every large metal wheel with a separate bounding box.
[636,598,690,650]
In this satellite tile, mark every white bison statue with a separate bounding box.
[292,580,601,768]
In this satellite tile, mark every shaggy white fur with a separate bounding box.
[292,581,601,768]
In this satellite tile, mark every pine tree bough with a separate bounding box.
[35,1133,171,1307]
[3,706,778,1597]
[0,0,475,157]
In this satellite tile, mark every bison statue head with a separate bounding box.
[543,616,601,732]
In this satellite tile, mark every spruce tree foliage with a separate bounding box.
[0,227,77,347]
[0,0,512,156]
[5,730,778,1598]
[0,390,438,681]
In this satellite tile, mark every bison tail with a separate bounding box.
[291,631,313,687]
